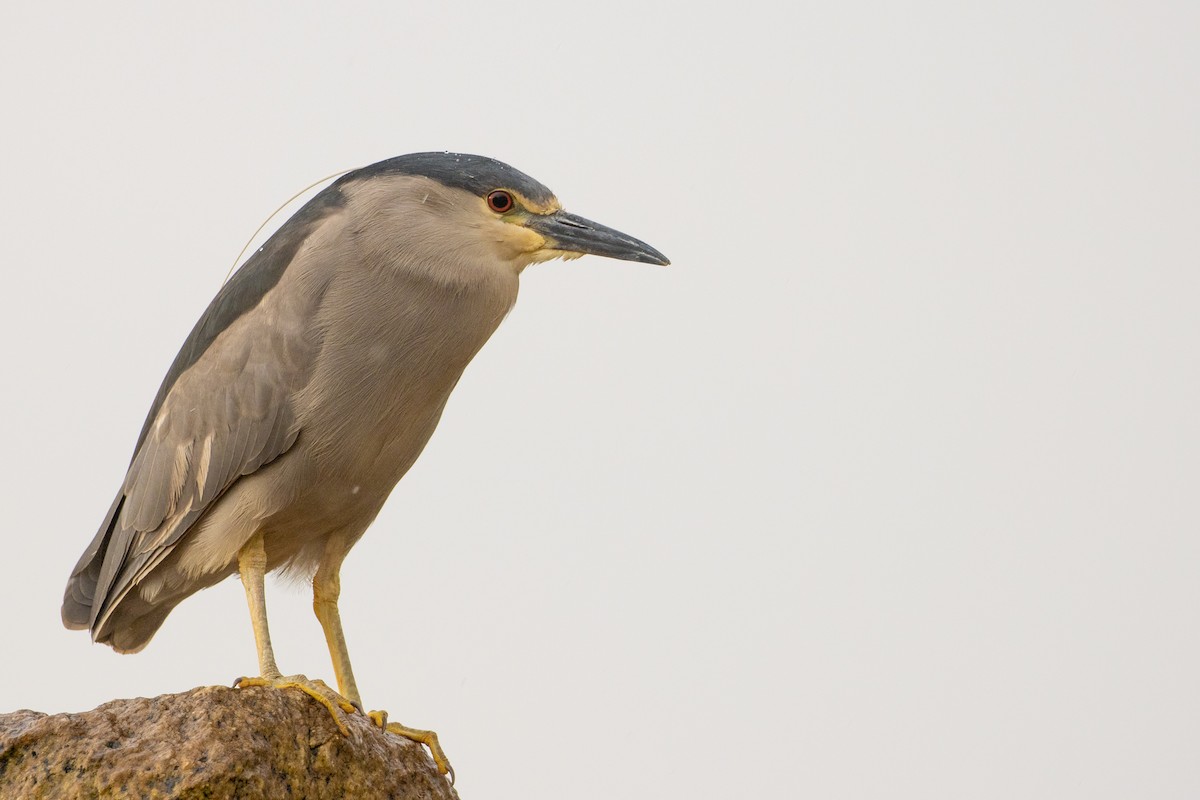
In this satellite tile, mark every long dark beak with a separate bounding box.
[528,211,670,265]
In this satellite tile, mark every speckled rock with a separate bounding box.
[0,685,459,799]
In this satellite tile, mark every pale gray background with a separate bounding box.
[2,2,1197,798]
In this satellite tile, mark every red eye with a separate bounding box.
[486,190,514,213]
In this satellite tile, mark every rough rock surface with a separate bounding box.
[0,685,460,799]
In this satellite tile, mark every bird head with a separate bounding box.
[336,152,669,275]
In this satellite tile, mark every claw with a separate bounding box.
[384,719,454,783]
[234,674,357,736]
[234,677,453,782]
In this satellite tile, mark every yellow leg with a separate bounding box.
[237,532,280,679]
[233,533,356,735]
[313,539,362,708]
[313,539,454,781]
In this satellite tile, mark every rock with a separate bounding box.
[0,685,459,799]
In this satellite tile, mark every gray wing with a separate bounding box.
[62,184,346,639]
[94,329,307,631]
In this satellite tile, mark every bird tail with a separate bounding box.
[64,492,231,653]
[61,493,124,631]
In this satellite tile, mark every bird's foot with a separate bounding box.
[233,673,359,736]
[367,708,454,783]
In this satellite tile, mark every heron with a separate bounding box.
[62,152,668,778]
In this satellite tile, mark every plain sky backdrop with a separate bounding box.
[2,2,1198,798]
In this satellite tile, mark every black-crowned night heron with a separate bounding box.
[61,152,668,779]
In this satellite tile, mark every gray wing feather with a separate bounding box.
[90,333,310,632]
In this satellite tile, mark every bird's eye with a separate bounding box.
[486,190,515,213]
